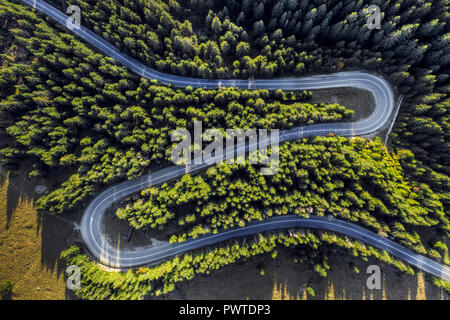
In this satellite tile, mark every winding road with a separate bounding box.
[21,0,450,282]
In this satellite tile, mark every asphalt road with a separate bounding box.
[21,0,450,282]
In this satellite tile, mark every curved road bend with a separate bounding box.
[22,0,450,282]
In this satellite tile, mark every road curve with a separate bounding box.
[22,0,450,282]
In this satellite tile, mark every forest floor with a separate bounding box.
[160,246,449,300]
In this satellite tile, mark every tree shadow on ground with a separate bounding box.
[38,210,78,277]
[0,168,29,230]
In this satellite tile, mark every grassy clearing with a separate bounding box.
[0,172,66,300]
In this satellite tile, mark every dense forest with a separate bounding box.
[0,0,449,299]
